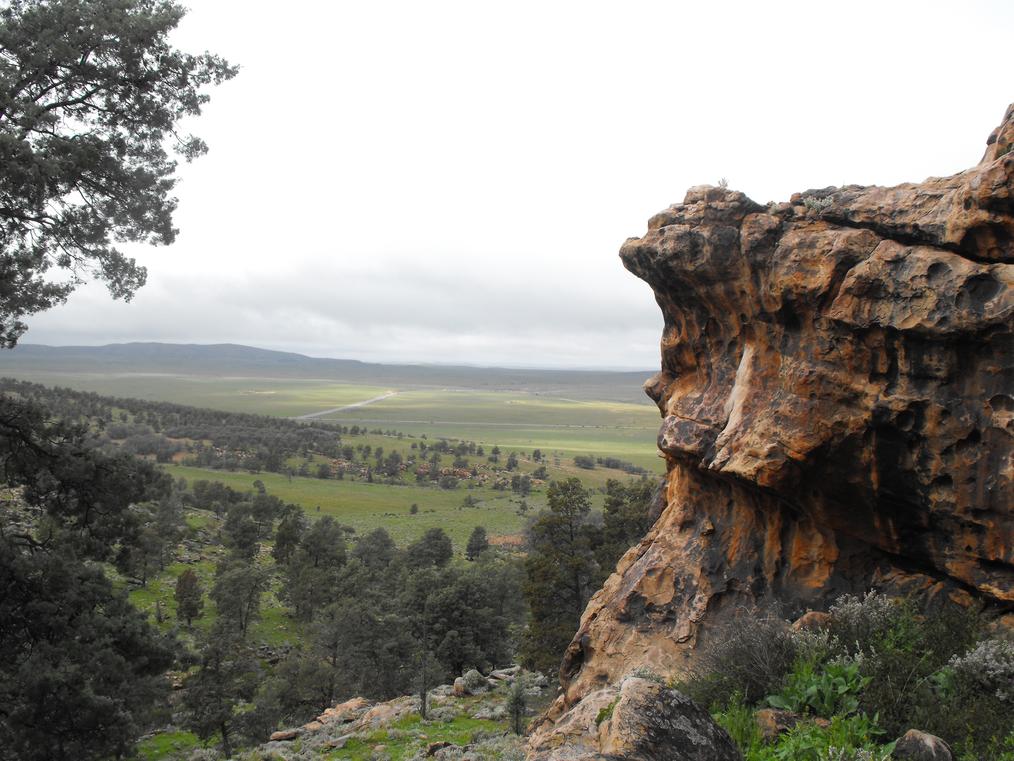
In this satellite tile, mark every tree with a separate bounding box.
[0,5,232,754]
[152,495,185,567]
[282,516,349,620]
[181,627,260,759]
[300,516,348,568]
[0,539,174,761]
[174,568,204,627]
[0,0,236,346]
[272,507,307,565]
[400,561,524,679]
[506,678,527,734]
[520,478,602,673]
[114,516,163,586]
[598,478,659,571]
[406,527,453,568]
[222,503,261,560]
[351,527,397,571]
[466,525,489,561]
[211,558,267,637]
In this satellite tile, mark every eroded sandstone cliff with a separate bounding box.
[534,104,1014,745]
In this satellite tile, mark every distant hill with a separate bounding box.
[0,343,655,403]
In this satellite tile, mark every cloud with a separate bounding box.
[18,0,1014,369]
[23,258,663,369]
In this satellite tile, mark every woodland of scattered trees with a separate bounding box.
[0,381,658,758]
[0,364,659,759]
[1,381,657,758]
[0,377,365,471]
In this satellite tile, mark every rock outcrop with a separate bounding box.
[527,677,742,761]
[539,103,1014,733]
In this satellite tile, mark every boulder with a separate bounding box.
[754,708,801,741]
[461,669,488,694]
[268,728,299,742]
[453,677,467,696]
[527,677,742,760]
[472,704,507,720]
[428,741,453,755]
[490,666,521,681]
[352,695,419,730]
[893,729,953,760]
[317,695,371,725]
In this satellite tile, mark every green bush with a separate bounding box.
[714,711,893,761]
[699,592,1010,761]
[765,659,869,718]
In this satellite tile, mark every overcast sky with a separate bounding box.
[23,0,1014,369]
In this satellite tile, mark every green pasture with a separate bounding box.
[312,389,663,471]
[164,464,541,548]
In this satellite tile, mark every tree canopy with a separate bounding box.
[0,0,236,346]
[0,3,234,757]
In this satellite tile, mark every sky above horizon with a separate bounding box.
[22,0,1014,369]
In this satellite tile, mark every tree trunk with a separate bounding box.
[221,722,232,758]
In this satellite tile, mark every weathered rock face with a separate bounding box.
[548,104,1014,722]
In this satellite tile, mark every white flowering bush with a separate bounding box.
[819,747,892,761]
[827,591,898,657]
[949,637,1014,703]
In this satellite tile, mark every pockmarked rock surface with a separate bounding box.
[536,103,1014,731]
[526,677,742,761]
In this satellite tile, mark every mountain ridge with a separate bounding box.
[0,342,655,402]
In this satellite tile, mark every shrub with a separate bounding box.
[713,694,763,752]
[679,614,801,709]
[826,592,898,657]
[595,697,619,726]
[765,714,891,761]
[802,196,834,212]
[696,593,1007,760]
[925,637,1014,759]
[948,637,1014,703]
[766,659,869,718]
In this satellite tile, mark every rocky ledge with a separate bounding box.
[531,104,1013,751]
